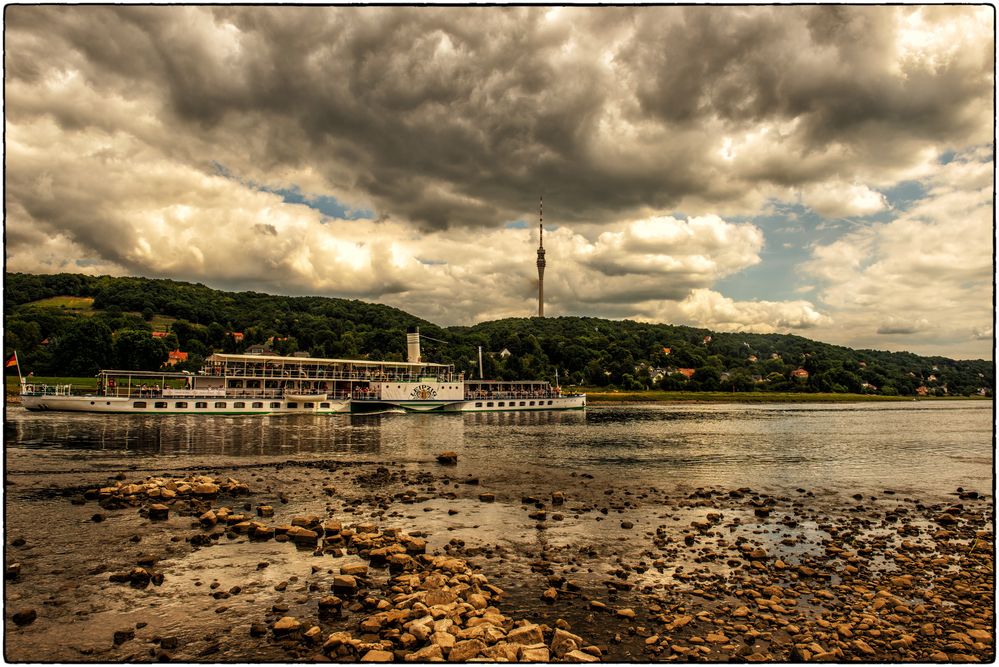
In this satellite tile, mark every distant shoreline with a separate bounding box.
[583,390,990,404]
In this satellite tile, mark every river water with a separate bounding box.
[6,401,994,498]
[4,401,994,662]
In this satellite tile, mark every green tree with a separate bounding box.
[49,319,114,376]
[113,329,169,370]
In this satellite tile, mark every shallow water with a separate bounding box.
[3,401,994,662]
[6,401,993,498]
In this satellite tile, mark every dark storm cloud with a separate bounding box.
[5,6,991,231]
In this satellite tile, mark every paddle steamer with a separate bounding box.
[19,329,585,414]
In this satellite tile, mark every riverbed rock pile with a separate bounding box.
[257,521,602,662]
[85,475,251,509]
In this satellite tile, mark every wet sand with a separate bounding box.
[4,454,994,662]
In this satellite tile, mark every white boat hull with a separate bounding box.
[444,395,586,412]
[21,395,351,414]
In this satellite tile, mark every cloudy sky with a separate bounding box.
[5,6,994,359]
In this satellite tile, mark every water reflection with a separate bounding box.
[4,402,992,497]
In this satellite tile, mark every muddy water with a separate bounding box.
[4,402,993,662]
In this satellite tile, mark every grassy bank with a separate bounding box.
[577,388,983,403]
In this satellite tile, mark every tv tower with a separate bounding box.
[536,196,546,318]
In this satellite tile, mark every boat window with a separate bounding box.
[475,402,482,408]
[287,402,298,409]
[304,402,314,408]
[154,401,167,409]
[246,380,261,388]
[175,402,188,408]
[320,403,330,409]
[529,401,535,406]
[498,402,504,407]
[253,402,264,408]
[133,402,146,408]
[270,402,281,408]
[548,400,553,405]
[195,402,207,409]
[520,401,526,406]
[234,402,245,408]
[486,402,493,407]
[215,402,226,408]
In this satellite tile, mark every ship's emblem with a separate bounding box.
[411,384,437,400]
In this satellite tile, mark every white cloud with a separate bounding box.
[800,182,889,218]
[800,149,993,358]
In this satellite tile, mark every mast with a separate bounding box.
[536,196,546,317]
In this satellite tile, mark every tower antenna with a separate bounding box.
[536,196,546,317]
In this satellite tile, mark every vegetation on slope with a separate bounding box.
[4,272,993,397]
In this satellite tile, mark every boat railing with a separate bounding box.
[463,390,563,400]
[21,383,74,397]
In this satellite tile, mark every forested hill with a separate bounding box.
[4,272,993,397]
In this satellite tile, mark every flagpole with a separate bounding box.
[15,351,23,387]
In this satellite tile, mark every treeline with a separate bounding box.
[4,272,994,397]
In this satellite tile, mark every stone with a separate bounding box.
[341,563,369,577]
[333,575,358,594]
[436,452,458,465]
[520,644,550,662]
[551,628,584,657]
[191,483,219,496]
[148,504,170,520]
[542,587,559,602]
[564,649,600,663]
[448,639,486,662]
[405,645,444,662]
[431,631,456,650]
[12,608,36,626]
[478,493,495,503]
[6,563,22,579]
[616,608,636,619]
[507,624,544,645]
[287,526,319,545]
[360,649,395,662]
[113,628,135,645]
[272,616,303,636]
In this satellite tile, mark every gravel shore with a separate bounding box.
[4,455,994,662]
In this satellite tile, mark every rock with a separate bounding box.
[520,644,550,661]
[113,628,135,645]
[621,521,634,529]
[478,493,495,503]
[341,563,369,577]
[507,624,544,645]
[148,504,170,520]
[448,639,486,661]
[542,587,559,602]
[565,649,600,663]
[160,636,179,650]
[436,452,458,465]
[287,526,319,545]
[272,616,303,636]
[6,563,22,580]
[405,645,444,662]
[199,510,217,527]
[191,483,219,496]
[332,575,358,594]
[256,505,274,517]
[318,595,343,612]
[616,608,636,619]
[360,649,395,662]
[551,628,585,657]
[12,608,36,626]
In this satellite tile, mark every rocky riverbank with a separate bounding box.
[4,456,994,662]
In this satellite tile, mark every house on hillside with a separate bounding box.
[791,368,810,380]
[151,331,170,339]
[916,386,929,396]
[246,344,274,355]
[165,350,188,366]
[677,368,696,379]
[228,332,244,342]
